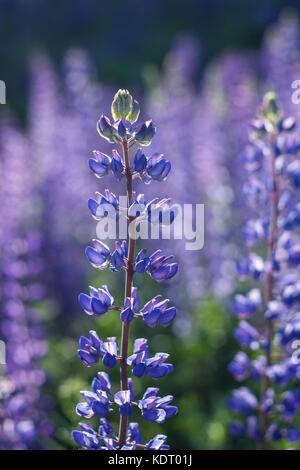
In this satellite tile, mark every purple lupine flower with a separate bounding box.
[111,241,128,271]
[88,190,119,220]
[135,120,156,146]
[266,423,282,442]
[232,289,262,319]
[77,335,119,370]
[120,287,140,324]
[247,416,263,441]
[101,337,119,370]
[278,389,300,422]
[97,115,117,143]
[146,154,171,181]
[228,352,251,381]
[227,387,258,415]
[85,240,111,270]
[134,148,147,174]
[233,321,260,350]
[114,391,133,417]
[138,388,177,423]
[266,362,291,386]
[146,434,169,450]
[127,422,141,444]
[139,296,177,328]
[76,390,111,419]
[135,248,178,281]
[0,122,53,449]
[250,356,267,382]
[127,339,173,380]
[228,93,300,449]
[286,425,300,443]
[111,149,125,180]
[93,372,112,394]
[78,285,115,316]
[78,330,102,366]
[89,151,111,178]
[72,89,177,450]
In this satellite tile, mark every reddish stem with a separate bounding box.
[117,138,135,448]
[258,134,279,449]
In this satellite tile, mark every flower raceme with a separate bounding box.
[72,89,178,450]
[228,92,300,449]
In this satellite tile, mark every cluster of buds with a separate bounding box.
[97,89,155,146]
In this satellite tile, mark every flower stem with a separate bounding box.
[118,138,135,448]
[258,134,279,449]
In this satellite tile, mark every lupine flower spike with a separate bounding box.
[72,89,178,450]
[228,92,300,449]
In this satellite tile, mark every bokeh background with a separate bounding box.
[1,0,300,450]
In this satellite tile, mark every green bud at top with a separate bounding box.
[263,91,279,115]
[259,91,282,128]
[111,89,134,122]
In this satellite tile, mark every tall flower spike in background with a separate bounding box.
[72,89,178,450]
[0,121,53,449]
[228,92,300,449]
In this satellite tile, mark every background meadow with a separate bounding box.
[1,0,300,450]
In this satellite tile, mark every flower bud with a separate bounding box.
[111,149,124,180]
[279,116,296,132]
[135,120,156,146]
[97,115,115,143]
[89,151,111,178]
[146,153,171,181]
[134,148,147,173]
[117,119,127,139]
[259,92,281,127]
[111,89,133,121]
